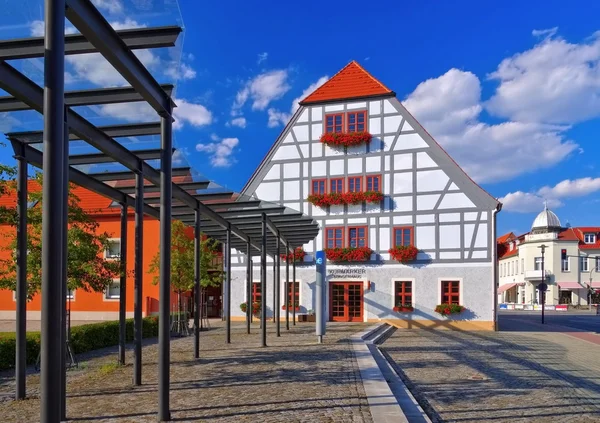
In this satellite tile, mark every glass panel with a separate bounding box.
[107,282,120,298]
[348,284,362,318]
[106,241,120,258]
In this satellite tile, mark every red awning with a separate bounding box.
[558,282,584,290]
[498,283,517,294]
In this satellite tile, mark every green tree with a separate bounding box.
[0,172,121,298]
[148,220,223,317]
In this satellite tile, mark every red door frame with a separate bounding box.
[329,281,364,322]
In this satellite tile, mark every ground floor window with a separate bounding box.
[441,280,460,304]
[252,282,261,304]
[559,290,572,304]
[394,281,412,307]
[105,280,120,299]
[286,282,299,307]
[591,289,600,304]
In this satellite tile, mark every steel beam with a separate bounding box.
[0,26,181,60]
[120,181,210,195]
[40,1,65,421]
[225,225,231,344]
[70,149,166,166]
[133,169,143,386]
[118,203,128,365]
[66,0,174,116]
[14,147,27,400]
[7,122,161,144]
[194,209,200,359]
[0,84,174,112]
[286,242,290,331]
[89,166,188,181]
[246,243,251,334]
[261,214,267,348]
[276,235,281,337]
[292,255,297,326]
[158,109,173,421]
[60,109,68,422]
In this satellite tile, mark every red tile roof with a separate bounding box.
[299,61,394,105]
[497,232,515,244]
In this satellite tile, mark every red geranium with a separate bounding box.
[307,191,383,208]
[388,245,419,263]
[324,246,373,262]
[320,132,372,148]
[434,304,465,316]
[280,247,306,263]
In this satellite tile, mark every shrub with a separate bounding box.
[434,304,465,316]
[0,316,159,371]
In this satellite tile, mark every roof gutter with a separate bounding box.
[492,201,502,332]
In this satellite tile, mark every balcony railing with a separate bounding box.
[524,270,552,280]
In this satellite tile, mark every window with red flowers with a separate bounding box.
[252,282,262,304]
[330,178,344,194]
[394,281,412,307]
[393,227,414,247]
[286,282,300,307]
[366,175,381,192]
[441,280,460,305]
[312,179,326,195]
[347,111,367,132]
[325,113,344,133]
[325,227,344,249]
[348,176,362,192]
[348,226,367,248]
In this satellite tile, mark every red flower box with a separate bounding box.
[393,306,414,312]
[434,304,465,316]
[320,132,372,148]
[388,245,419,263]
[281,305,300,311]
[307,191,383,208]
[324,247,373,262]
[280,247,306,263]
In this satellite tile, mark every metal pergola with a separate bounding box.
[0,1,318,422]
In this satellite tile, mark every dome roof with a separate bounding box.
[531,203,561,232]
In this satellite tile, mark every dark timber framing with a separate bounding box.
[1,3,318,421]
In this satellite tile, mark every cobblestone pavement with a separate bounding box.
[0,321,373,422]
[380,325,600,423]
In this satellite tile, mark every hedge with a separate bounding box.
[0,316,159,371]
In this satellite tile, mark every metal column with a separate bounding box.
[60,110,69,422]
[118,203,128,365]
[292,252,297,326]
[158,109,173,422]
[285,242,290,331]
[194,209,201,359]
[272,258,276,323]
[41,1,66,421]
[275,235,281,337]
[261,213,267,347]
[133,168,143,386]
[246,242,251,333]
[225,225,231,344]
[15,149,27,400]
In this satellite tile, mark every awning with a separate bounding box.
[558,282,585,290]
[498,283,518,294]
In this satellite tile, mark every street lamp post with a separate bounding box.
[538,244,547,324]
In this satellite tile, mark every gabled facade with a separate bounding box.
[230,61,501,330]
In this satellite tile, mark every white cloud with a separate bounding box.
[0,113,21,133]
[267,75,329,127]
[196,137,239,168]
[229,117,247,128]
[164,62,197,81]
[233,69,291,112]
[500,177,600,212]
[95,97,212,130]
[403,68,578,183]
[92,0,124,14]
[532,27,558,39]
[257,52,268,64]
[173,147,189,166]
[30,20,77,37]
[486,30,600,124]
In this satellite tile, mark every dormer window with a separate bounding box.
[584,233,596,244]
[509,242,514,251]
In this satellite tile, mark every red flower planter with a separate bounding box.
[280,247,306,263]
[388,245,419,263]
[434,304,465,316]
[281,305,300,311]
[307,191,383,208]
[324,247,373,262]
[320,132,372,148]
[393,306,414,312]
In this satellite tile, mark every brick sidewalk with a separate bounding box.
[0,322,373,422]
[380,328,600,423]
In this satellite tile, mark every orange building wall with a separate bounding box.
[0,211,186,321]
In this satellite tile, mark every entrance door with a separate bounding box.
[330,282,363,322]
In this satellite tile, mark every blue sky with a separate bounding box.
[1,0,600,237]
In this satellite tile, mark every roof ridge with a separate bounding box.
[350,60,393,92]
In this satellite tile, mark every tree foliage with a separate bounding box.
[0,172,121,298]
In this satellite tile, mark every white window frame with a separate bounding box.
[437,278,464,306]
[104,278,120,301]
[104,238,121,260]
[580,256,589,273]
[66,289,75,300]
[391,278,416,308]
[584,233,596,244]
[562,258,570,272]
[596,257,600,272]
[516,259,519,275]
[534,257,543,271]
[521,258,524,274]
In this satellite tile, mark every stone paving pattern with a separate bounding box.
[380,322,600,423]
[0,322,373,422]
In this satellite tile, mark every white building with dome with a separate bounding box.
[497,204,600,308]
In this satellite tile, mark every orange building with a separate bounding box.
[0,181,223,321]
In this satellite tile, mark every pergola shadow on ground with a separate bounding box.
[0,1,318,422]
[0,322,374,423]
